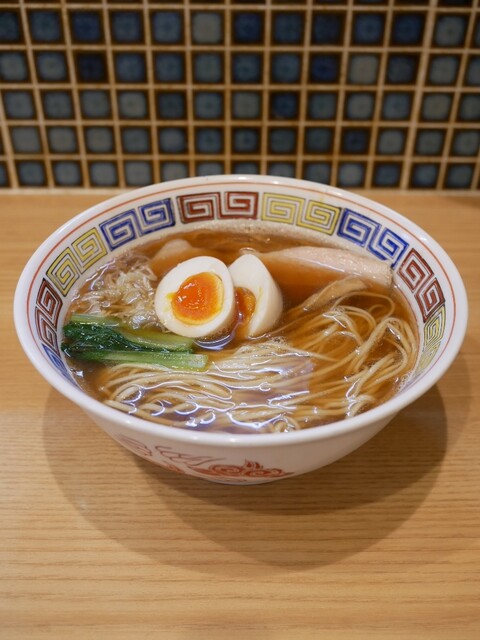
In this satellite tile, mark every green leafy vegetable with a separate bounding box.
[67,350,208,370]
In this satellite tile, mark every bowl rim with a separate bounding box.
[13,175,469,448]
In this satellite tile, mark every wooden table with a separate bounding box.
[1,192,479,639]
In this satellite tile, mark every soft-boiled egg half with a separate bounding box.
[229,254,283,337]
[154,256,236,338]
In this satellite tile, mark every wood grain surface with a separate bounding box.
[1,192,479,639]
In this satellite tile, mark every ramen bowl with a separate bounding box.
[14,175,467,484]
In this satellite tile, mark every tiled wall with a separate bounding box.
[0,0,479,191]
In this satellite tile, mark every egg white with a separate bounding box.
[229,254,283,337]
[154,256,236,338]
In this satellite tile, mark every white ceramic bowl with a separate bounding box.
[14,176,468,484]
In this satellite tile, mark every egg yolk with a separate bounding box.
[235,287,256,326]
[171,272,224,325]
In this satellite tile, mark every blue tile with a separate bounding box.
[0,52,29,82]
[347,54,380,85]
[233,128,260,153]
[451,129,480,156]
[70,11,103,43]
[273,12,304,45]
[11,127,42,154]
[311,13,344,44]
[196,162,224,176]
[421,93,453,121]
[458,94,480,121]
[341,128,370,154]
[376,128,407,155]
[466,56,480,86]
[391,13,425,45]
[192,12,223,44]
[428,55,460,85]
[269,128,297,154]
[345,92,375,120]
[233,162,259,175]
[232,91,261,119]
[233,12,264,44]
[303,162,331,184]
[310,54,340,83]
[85,127,115,154]
[268,162,296,178]
[270,93,299,120]
[439,0,473,5]
[373,163,401,187]
[445,164,474,188]
[111,11,143,43]
[3,91,35,120]
[338,162,366,187]
[42,91,74,119]
[28,10,62,43]
[155,53,185,83]
[474,17,480,46]
[17,161,46,187]
[121,128,151,154]
[194,92,223,119]
[114,53,146,83]
[47,127,78,153]
[81,90,111,119]
[415,129,445,155]
[271,54,301,84]
[158,127,187,153]
[53,161,82,187]
[35,52,68,82]
[118,91,147,119]
[386,54,419,84]
[193,54,223,83]
[232,54,262,83]
[305,127,333,153]
[410,163,439,188]
[125,161,152,187]
[433,15,468,47]
[352,13,385,45]
[151,12,183,44]
[382,92,413,120]
[0,11,22,43]
[76,53,107,83]
[89,162,118,187]
[195,128,223,154]
[0,164,9,187]
[157,92,186,119]
[161,162,189,181]
[308,93,337,119]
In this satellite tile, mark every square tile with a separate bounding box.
[309,54,341,83]
[0,11,23,43]
[338,162,366,187]
[121,127,151,154]
[270,92,299,120]
[35,52,69,83]
[232,54,263,84]
[233,128,261,153]
[17,161,46,187]
[421,93,453,121]
[341,127,370,154]
[345,92,375,120]
[157,92,186,120]
[444,163,474,188]
[232,162,260,175]
[308,92,337,120]
[195,128,223,154]
[465,56,480,86]
[391,12,426,45]
[194,92,224,120]
[311,13,344,44]
[386,54,419,84]
[42,91,74,119]
[28,10,63,43]
[151,11,184,44]
[427,55,460,85]
[303,162,331,184]
[305,127,333,153]
[271,54,302,84]
[0,164,9,188]
[47,127,78,153]
[11,127,42,154]
[232,91,262,119]
[232,12,264,44]
[81,90,111,119]
[118,91,147,120]
[352,13,386,45]
[347,54,380,85]
[272,12,304,45]
[85,127,115,154]
[433,14,468,47]
[158,127,187,153]
[410,163,439,188]
[376,128,407,155]
[373,162,401,187]
[192,12,224,44]
[110,11,144,44]
[3,91,35,120]
[457,94,480,121]
[124,161,153,186]
[268,162,296,178]
[75,52,108,83]
[69,11,103,43]
[114,53,146,83]
[193,54,223,84]
[53,161,82,187]
[269,127,297,154]
[415,129,446,155]
[382,92,413,120]
[155,53,185,83]
[196,162,224,176]
[161,162,189,181]
[451,129,480,156]
[89,161,118,187]
[0,52,29,82]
